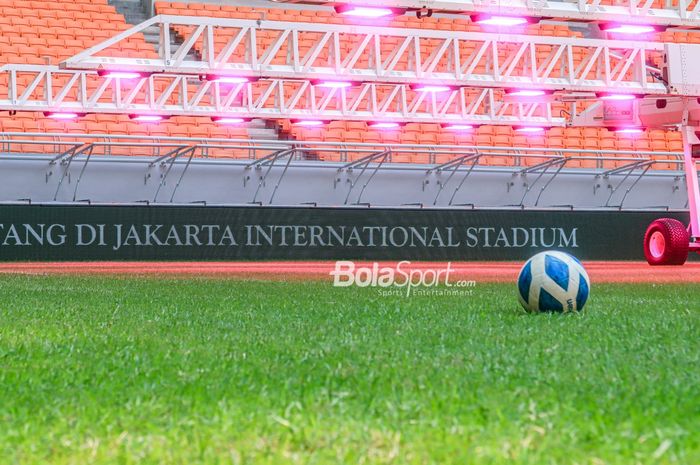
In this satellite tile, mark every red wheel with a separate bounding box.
[644,218,689,266]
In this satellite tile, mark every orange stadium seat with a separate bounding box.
[0,0,689,167]
[0,0,258,149]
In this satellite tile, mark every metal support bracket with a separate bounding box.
[152,145,196,202]
[45,142,82,183]
[49,143,84,165]
[148,145,192,167]
[52,143,94,201]
[168,146,199,203]
[517,156,568,207]
[71,143,96,202]
[599,159,655,208]
[249,148,296,204]
[426,152,480,206]
[340,150,391,205]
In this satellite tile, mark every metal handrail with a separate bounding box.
[0,132,689,171]
[0,131,685,156]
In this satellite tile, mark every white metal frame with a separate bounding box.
[682,126,700,245]
[280,0,700,28]
[60,15,667,95]
[0,65,563,125]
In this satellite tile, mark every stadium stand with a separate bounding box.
[0,0,252,141]
[150,1,684,166]
[0,0,688,168]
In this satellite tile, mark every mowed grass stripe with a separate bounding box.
[0,275,698,464]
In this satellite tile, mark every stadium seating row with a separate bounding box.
[0,0,690,169]
[285,122,684,154]
[2,110,684,151]
[0,0,260,142]
[150,1,684,165]
[0,2,149,64]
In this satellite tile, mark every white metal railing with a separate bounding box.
[0,131,684,168]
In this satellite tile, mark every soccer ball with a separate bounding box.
[517,251,590,313]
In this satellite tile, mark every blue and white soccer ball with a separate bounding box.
[517,251,590,313]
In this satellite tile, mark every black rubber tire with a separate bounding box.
[643,218,689,266]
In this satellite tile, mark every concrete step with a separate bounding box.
[248,129,280,140]
[109,0,148,24]
[248,119,270,129]
[142,25,161,48]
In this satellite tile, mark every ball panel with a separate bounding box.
[576,272,589,309]
[517,261,532,305]
[528,253,547,310]
[538,288,564,312]
[544,254,570,291]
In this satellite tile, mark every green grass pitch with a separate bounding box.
[0,275,698,464]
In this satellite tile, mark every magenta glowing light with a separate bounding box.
[292,120,325,127]
[369,122,400,129]
[212,117,247,124]
[471,15,530,27]
[506,89,547,97]
[98,70,147,80]
[412,85,453,93]
[599,93,637,101]
[614,127,644,134]
[335,6,397,18]
[129,114,165,122]
[600,24,657,34]
[205,75,251,84]
[444,124,475,131]
[314,81,354,89]
[108,72,142,79]
[515,126,546,134]
[44,111,80,120]
[211,76,249,84]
